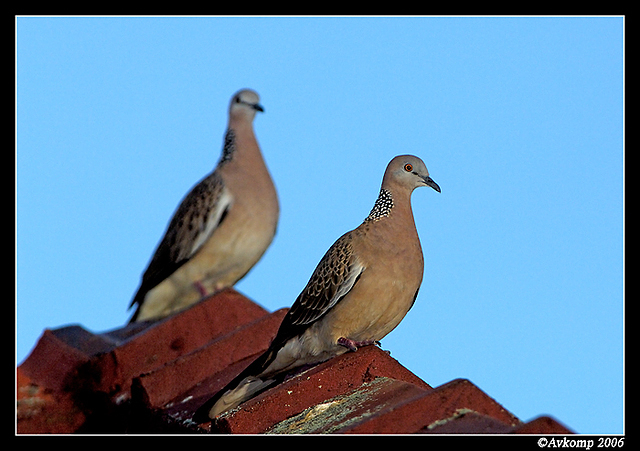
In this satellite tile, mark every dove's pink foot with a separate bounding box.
[193,281,208,298]
[337,337,380,352]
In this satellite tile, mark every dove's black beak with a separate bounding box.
[423,176,441,193]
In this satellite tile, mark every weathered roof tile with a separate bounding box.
[16,289,574,434]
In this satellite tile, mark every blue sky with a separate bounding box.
[16,16,624,434]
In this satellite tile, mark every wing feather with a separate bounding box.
[129,171,232,311]
[284,232,364,329]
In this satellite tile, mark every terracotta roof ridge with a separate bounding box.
[17,289,574,434]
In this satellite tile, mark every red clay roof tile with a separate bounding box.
[16,367,86,434]
[511,415,575,434]
[264,376,429,434]
[210,345,432,434]
[337,378,521,434]
[16,289,574,434]
[418,410,515,434]
[134,308,287,409]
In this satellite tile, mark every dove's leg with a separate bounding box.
[337,337,380,352]
[193,281,208,298]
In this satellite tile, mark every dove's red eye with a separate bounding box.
[404,164,413,172]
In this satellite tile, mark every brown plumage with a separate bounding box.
[129,89,279,322]
[194,154,440,421]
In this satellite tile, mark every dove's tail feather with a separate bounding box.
[192,345,281,423]
[208,375,275,417]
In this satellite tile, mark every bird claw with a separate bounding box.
[337,337,380,352]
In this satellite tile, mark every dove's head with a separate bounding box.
[229,89,264,120]
[383,155,441,194]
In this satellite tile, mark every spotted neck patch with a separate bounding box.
[218,128,236,165]
[365,188,394,222]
